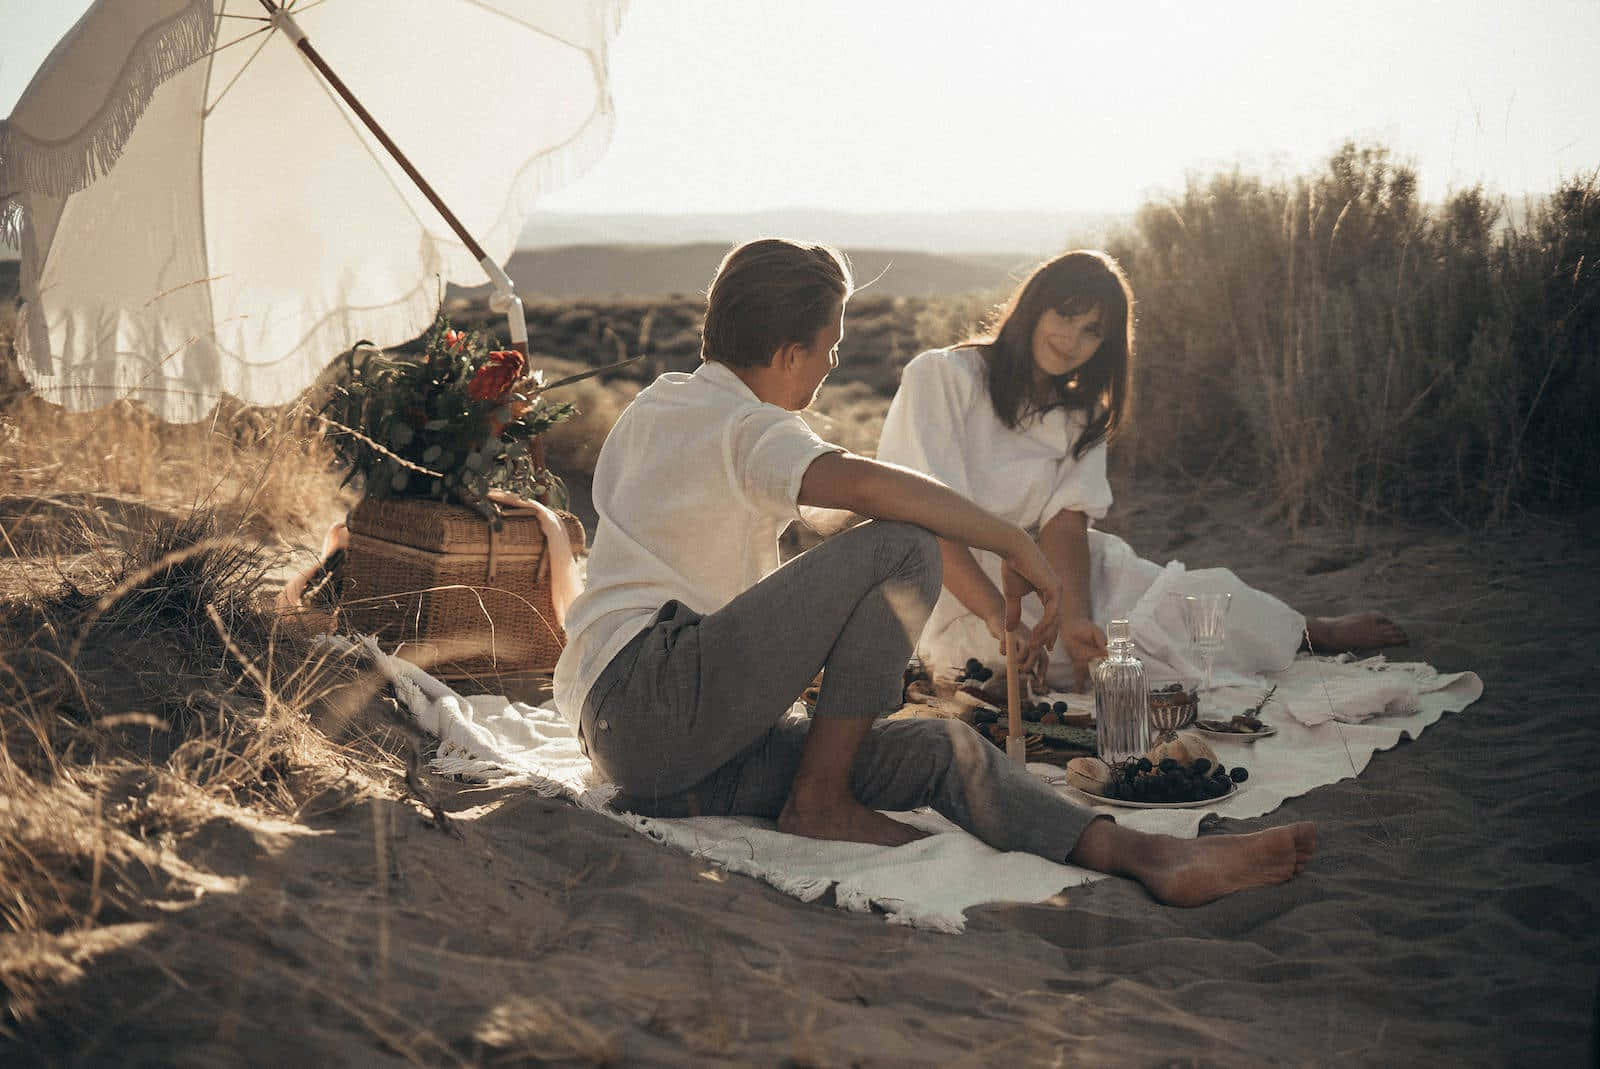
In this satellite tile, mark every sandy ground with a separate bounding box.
[5,479,1599,1067]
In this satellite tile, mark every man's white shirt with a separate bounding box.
[552,361,843,725]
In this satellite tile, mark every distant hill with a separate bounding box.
[484,243,1039,300]
[1,243,1024,306]
[516,209,1124,258]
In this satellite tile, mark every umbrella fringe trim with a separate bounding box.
[496,94,618,236]
[0,0,217,208]
[0,199,21,251]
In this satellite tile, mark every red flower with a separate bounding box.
[487,398,534,438]
[443,329,467,353]
[467,349,525,401]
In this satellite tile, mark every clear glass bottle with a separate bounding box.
[1093,619,1150,766]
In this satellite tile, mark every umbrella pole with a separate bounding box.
[257,0,529,354]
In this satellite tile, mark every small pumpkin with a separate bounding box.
[1065,756,1114,795]
[1145,730,1219,770]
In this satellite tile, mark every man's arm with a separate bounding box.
[1038,508,1108,690]
[799,452,1061,653]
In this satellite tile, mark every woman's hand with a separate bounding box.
[1058,617,1109,692]
[979,609,1048,694]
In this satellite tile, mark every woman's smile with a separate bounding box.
[1031,306,1104,378]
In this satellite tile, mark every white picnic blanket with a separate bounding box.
[360,638,1482,933]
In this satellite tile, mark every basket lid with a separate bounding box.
[347,497,547,553]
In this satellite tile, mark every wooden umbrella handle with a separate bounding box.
[1004,631,1025,766]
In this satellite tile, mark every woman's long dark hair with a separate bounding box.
[971,250,1134,460]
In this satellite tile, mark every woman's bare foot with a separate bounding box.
[278,521,349,610]
[1306,612,1408,652]
[778,795,928,847]
[1071,818,1315,907]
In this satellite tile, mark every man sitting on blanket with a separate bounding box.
[552,239,1314,906]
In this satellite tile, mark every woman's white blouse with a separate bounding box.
[876,346,1112,533]
[876,345,1303,689]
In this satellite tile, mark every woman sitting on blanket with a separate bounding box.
[875,250,1408,694]
[552,237,1313,905]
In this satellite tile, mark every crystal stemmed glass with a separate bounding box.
[1180,592,1232,692]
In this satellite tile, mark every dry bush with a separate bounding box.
[1112,143,1600,528]
[0,392,346,545]
[0,330,451,1049]
[533,354,642,478]
[0,497,409,1029]
[0,300,23,409]
[801,381,891,458]
[912,290,1007,353]
[835,295,924,394]
[473,293,947,403]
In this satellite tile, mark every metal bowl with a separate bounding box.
[1147,682,1199,741]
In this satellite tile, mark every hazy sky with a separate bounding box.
[3,0,1596,214]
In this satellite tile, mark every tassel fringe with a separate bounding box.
[0,0,216,201]
[0,198,22,251]
[3,0,621,422]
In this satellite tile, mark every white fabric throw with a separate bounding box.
[362,639,1481,932]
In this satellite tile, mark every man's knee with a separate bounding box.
[863,520,942,600]
[898,717,990,774]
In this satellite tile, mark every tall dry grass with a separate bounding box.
[0,393,346,544]
[1107,142,1600,529]
[0,310,427,1042]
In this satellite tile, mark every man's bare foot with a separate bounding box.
[1132,823,1316,907]
[1306,612,1409,652]
[778,795,928,847]
[1071,817,1315,907]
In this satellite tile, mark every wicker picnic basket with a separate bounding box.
[339,496,585,682]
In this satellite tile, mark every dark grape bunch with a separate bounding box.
[972,697,1075,729]
[1102,756,1248,803]
[1019,699,1070,725]
[958,657,995,685]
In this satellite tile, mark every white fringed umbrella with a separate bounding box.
[0,0,625,421]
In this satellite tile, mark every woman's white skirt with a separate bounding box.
[917,530,1305,692]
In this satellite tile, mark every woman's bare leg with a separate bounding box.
[1304,612,1408,652]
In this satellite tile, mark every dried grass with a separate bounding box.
[1109,144,1600,529]
[0,372,424,1050]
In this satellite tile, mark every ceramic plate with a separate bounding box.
[1195,720,1278,741]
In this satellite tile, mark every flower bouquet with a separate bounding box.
[315,313,629,679]
[321,313,577,522]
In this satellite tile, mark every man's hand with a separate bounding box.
[999,538,1061,667]
[1059,618,1109,692]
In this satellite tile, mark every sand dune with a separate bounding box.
[5,477,1596,1066]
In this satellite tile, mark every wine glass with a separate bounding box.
[1179,592,1232,693]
